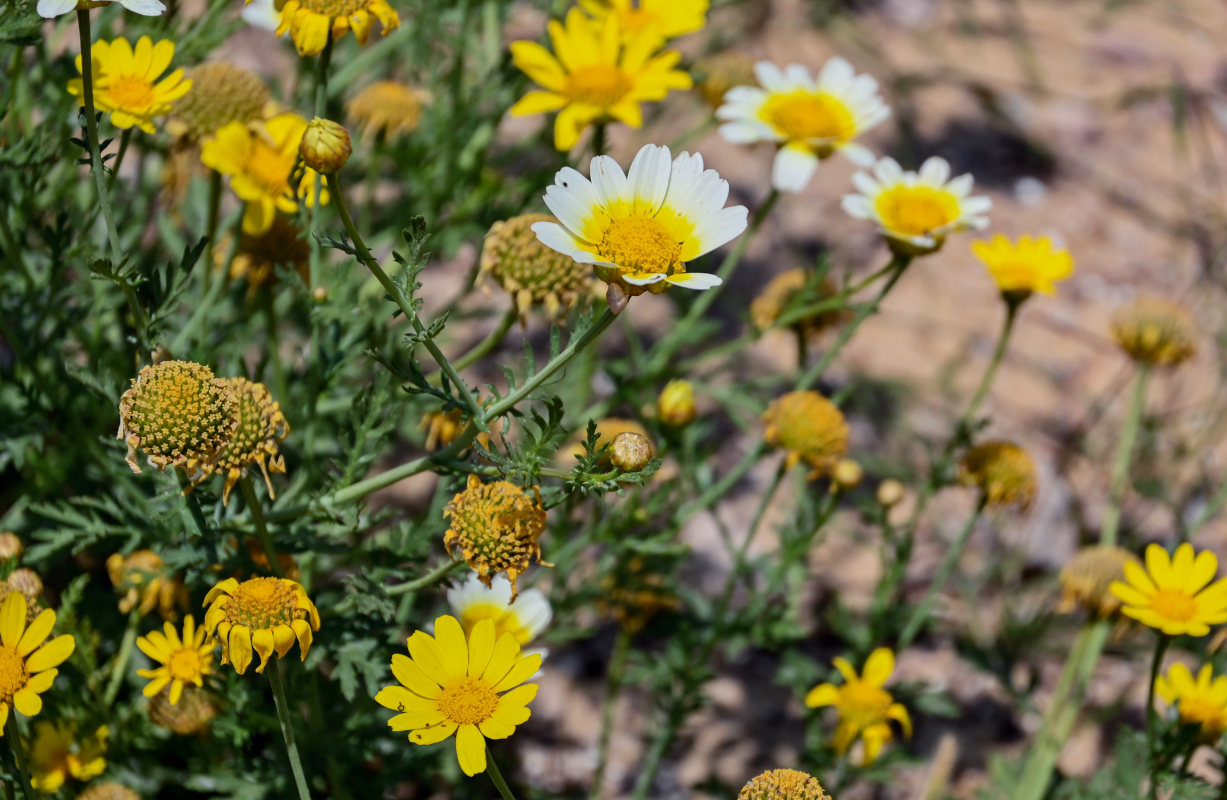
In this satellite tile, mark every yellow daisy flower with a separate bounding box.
[0,593,75,734]
[805,647,912,766]
[375,615,540,776]
[106,549,189,619]
[67,37,191,135]
[578,0,709,41]
[531,143,748,294]
[202,577,320,675]
[136,615,215,705]
[28,722,108,792]
[346,81,430,142]
[717,58,889,193]
[1156,662,1227,743]
[842,156,991,255]
[971,234,1074,298]
[273,0,400,56]
[508,9,693,151]
[200,113,324,235]
[1110,544,1227,637]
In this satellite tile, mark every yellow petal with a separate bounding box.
[455,724,487,776]
[229,625,253,675]
[493,653,541,693]
[481,632,521,686]
[804,683,839,708]
[862,648,895,687]
[408,721,457,745]
[17,609,55,656]
[252,628,276,673]
[12,688,42,717]
[433,615,469,677]
[25,635,75,673]
[0,593,27,646]
[391,654,441,699]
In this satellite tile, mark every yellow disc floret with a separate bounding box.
[444,475,549,600]
[762,390,849,479]
[205,377,289,505]
[480,214,600,322]
[738,768,830,800]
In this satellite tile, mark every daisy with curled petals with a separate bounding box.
[508,9,692,152]
[202,577,320,675]
[971,234,1074,299]
[67,37,191,135]
[375,615,540,776]
[0,593,75,734]
[1110,543,1227,637]
[274,0,400,57]
[136,615,214,705]
[804,647,911,766]
[842,156,991,255]
[38,0,163,18]
[1156,662,1227,743]
[532,143,748,296]
[717,58,890,193]
[578,0,709,42]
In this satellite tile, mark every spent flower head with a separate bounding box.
[959,440,1037,511]
[205,377,289,505]
[738,768,830,800]
[148,684,218,735]
[107,550,188,619]
[76,782,142,800]
[168,62,270,141]
[346,81,430,141]
[762,390,849,479]
[1111,295,1197,367]
[444,476,549,600]
[1111,543,1227,637]
[225,215,311,291]
[202,577,320,674]
[694,50,757,109]
[750,269,847,338]
[1058,546,1140,618]
[68,37,190,134]
[480,214,601,322]
[0,532,22,564]
[610,431,655,472]
[805,647,911,765]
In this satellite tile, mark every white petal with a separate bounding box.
[962,196,993,214]
[590,155,631,217]
[783,64,815,90]
[817,57,854,89]
[622,273,668,286]
[627,144,672,217]
[851,170,882,196]
[688,205,749,259]
[510,590,553,639]
[918,156,951,186]
[719,121,771,144]
[241,0,279,29]
[36,0,75,16]
[772,145,820,193]
[841,194,875,220]
[722,86,766,106]
[665,272,723,290]
[118,0,166,14]
[754,61,788,91]
[946,174,974,198]
[874,157,903,183]
[840,142,877,167]
[544,185,602,244]
[532,221,587,258]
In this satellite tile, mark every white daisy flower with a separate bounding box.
[241,0,280,31]
[532,143,749,295]
[38,0,165,18]
[715,58,890,193]
[841,156,992,254]
[447,573,552,649]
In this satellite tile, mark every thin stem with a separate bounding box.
[1184,474,1227,542]
[590,626,632,800]
[262,290,290,404]
[309,37,333,291]
[898,499,985,647]
[241,475,285,578]
[1146,635,1170,800]
[959,299,1019,438]
[203,169,222,292]
[385,560,464,597]
[4,714,35,800]
[591,122,607,158]
[103,608,141,707]
[452,307,517,372]
[105,128,131,191]
[1101,366,1149,547]
[268,662,313,800]
[485,744,518,800]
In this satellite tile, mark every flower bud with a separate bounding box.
[657,380,696,428]
[610,432,655,472]
[299,118,352,174]
[831,458,863,490]
[0,532,23,563]
[312,286,328,304]
[876,479,904,507]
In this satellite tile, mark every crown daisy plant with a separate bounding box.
[843,156,991,256]
[761,390,849,480]
[135,616,214,706]
[531,143,748,307]
[958,440,1038,512]
[67,37,191,135]
[1111,544,1227,638]
[444,476,550,600]
[578,0,710,42]
[805,647,912,766]
[1110,295,1198,368]
[272,0,400,57]
[717,58,890,193]
[346,81,431,142]
[375,615,541,779]
[480,213,602,324]
[508,9,692,151]
[448,574,552,655]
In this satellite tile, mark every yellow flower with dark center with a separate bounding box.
[273,0,400,56]
[1156,663,1227,743]
[201,113,324,235]
[147,684,218,735]
[738,768,830,800]
[959,440,1037,511]
[578,0,709,41]
[762,390,849,479]
[657,379,696,427]
[509,9,693,151]
[76,781,142,800]
[750,269,847,338]
[1110,543,1227,637]
[346,81,430,142]
[0,594,74,733]
[375,615,540,776]
[0,532,23,563]
[204,378,289,506]
[168,62,270,141]
[28,722,107,792]
[444,475,549,601]
[694,50,757,109]
[202,577,320,675]
[1058,546,1141,617]
[117,360,237,478]
[480,214,601,322]
[843,156,991,255]
[67,36,190,134]
[106,550,189,619]
[136,615,214,705]
[224,215,311,291]
[1110,295,1197,367]
[971,234,1074,299]
[805,647,912,765]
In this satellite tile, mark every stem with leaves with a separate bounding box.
[268,662,313,800]
[3,714,35,800]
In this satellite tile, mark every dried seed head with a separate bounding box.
[1111,295,1197,367]
[205,378,289,505]
[1059,546,1140,617]
[169,62,269,141]
[695,50,758,109]
[75,782,142,800]
[960,440,1037,511]
[480,214,600,322]
[762,391,849,479]
[610,432,655,472]
[444,475,549,600]
[148,684,218,735]
[750,269,847,338]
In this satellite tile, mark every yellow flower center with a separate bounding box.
[874,186,961,237]
[297,0,365,16]
[168,648,204,682]
[566,65,633,109]
[437,676,499,725]
[839,681,892,730]
[1151,589,1197,622]
[223,577,297,630]
[245,139,294,196]
[760,91,855,142]
[599,216,682,274]
[105,75,157,113]
[0,644,29,701]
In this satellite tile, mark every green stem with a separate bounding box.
[262,290,290,404]
[3,714,34,800]
[485,744,518,800]
[385,560,464,596]
[105,128,131,191]
[309,37,333,291]
[1101,366,1149,547]
[898,499,985,647]
[591,122,607,158]
[103,608,141,707]
[1146,635,1170,799]
[452,307,517,372]
[959,299,1019,439]
[590,625,632,800]
[202,169,222,292]
[241,475,285,578]
[1183,474,1227,542]
[268,662,313,800]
